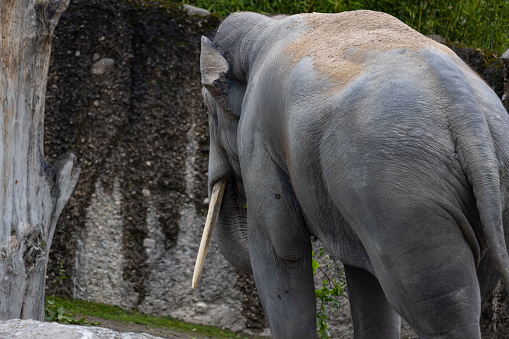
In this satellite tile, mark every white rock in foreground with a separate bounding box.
[0,319,163,339]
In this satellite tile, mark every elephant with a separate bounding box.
[192,10,509,339]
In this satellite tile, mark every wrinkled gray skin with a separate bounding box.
[200,11,509,339]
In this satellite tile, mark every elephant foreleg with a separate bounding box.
[248,219,316,338]
[243,147,316,338]
[344,264,401,339]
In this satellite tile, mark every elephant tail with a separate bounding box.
[451,106,509,290]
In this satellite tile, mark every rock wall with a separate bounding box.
[43,1,509,337]
[503,49,509,112]
[44,0,266,336]
[488,49,509,339]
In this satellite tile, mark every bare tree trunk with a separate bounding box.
[0,0,79,320]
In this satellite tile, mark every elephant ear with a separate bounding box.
[200,36,238,119]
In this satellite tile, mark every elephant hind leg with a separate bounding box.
[344,264,401,339]
[368,217,482,339]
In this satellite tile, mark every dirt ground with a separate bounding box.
[77,313,504,339]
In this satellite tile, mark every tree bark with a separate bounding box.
[0,0,78,320]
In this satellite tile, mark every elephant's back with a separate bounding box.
[286,46,472,214]
[283,10,456,88]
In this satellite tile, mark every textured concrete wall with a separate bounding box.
[490,49,509,339]
[503,49,509,112]
[43,2,508,337]
[44,0,266,336]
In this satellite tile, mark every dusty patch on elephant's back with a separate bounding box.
[285,10,455,84]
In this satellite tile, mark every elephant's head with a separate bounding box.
[193,13,272,288]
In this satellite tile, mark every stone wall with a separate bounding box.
[43,1,509,337]
[44,0,266,336]
[503,49,509,112]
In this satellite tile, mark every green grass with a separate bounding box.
[169,0,509,54]
[46,296,249,338]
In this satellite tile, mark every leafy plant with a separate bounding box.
[53,259,68,286]
[312,247,348,339]
[45,260,100,326]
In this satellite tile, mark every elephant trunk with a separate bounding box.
[215,175,251,270]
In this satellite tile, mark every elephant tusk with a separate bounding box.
[192,179,227,289]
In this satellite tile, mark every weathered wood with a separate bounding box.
[0,0,78,320]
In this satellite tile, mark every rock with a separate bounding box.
[182,4,210,17]
[143,238,156,248]
[0,319,162,339]
[492,281,509,336]
[427,34,446,44]
[502,49,509,60]
[195,301,208,314]
[91,58,115,75]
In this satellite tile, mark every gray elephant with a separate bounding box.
[192,10,509,339]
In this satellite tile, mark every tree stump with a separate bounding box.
[0,0,79,320]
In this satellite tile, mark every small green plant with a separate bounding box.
[312,247,348,339]
[54,259,68,286]
[45,260,100,325]
[44,298,100,325]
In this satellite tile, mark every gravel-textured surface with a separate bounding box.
[0,319,163,339]
[44,0,267,336]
